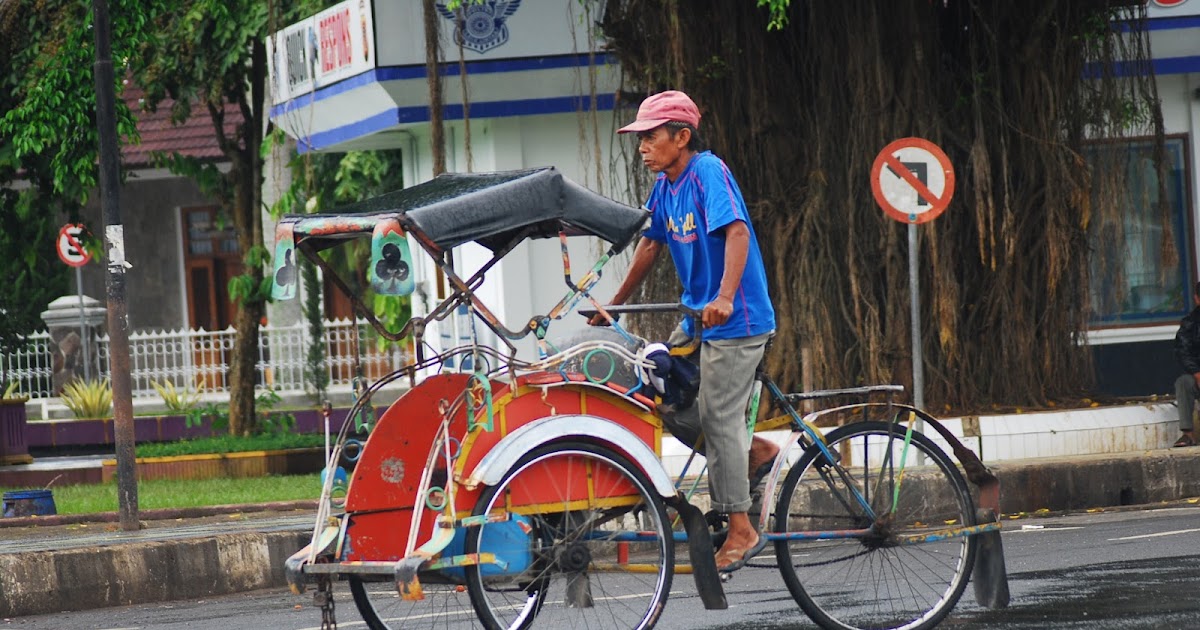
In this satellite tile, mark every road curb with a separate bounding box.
[0,530,308,618]
[989,449,1200,514]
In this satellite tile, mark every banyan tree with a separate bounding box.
[599,0,1164,414]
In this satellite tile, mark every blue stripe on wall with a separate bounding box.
[1084,55,1200,78]
[271,52,615,118]
[1145,15,1200,30]
[1123,15,1200,31]
[296,92,617,153]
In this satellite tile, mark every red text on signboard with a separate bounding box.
[319,8,353,74]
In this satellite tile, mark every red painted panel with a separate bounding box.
[345,374,472,513]
[344,509,416,562]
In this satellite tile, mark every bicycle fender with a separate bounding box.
[972,507,1011,608]
[462,414,676,498]
[902,407,1001,514]
[666,494,728,610]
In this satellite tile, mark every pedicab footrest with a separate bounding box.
[425,552,506,572]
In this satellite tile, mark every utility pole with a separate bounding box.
[91,0,139,531]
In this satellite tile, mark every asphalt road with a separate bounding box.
[7,504,1200,629]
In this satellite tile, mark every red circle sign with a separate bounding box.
[57,224,92,267]
[870,138,955,224]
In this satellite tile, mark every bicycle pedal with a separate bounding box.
[720,572,735,583]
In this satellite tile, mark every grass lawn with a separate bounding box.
[2,474,322,515]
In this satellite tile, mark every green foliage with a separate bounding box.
[227,244,275,306]
[227,272,274,306]
[756,0,790,30]
[134,0,270,112]
[255,388,296,436]
[2,380,21,400]
[0,0,154,202]
[373,293,414,352]
[150,379,203,415]
[184,387,297,434]
[151,152,229,199]
[0,190,72,370]
[186,400,229,431]
[302,260,329,404]
[61,378,114,419]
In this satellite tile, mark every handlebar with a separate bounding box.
[577,303,703,356]
[577,302,702,319]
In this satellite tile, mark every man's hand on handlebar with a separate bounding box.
[702,296,733,329]
[586,311,618,327]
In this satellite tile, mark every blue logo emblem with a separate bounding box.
[436,1,522,54]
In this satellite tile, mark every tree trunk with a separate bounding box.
[227,38,267,437]
[227,155,264,435]
[228,289,262,436]
[423,0,446,176]
[600,0,1160,413]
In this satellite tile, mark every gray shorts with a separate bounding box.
[665,325,770,513]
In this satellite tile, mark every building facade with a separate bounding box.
[1087,1,1200,395]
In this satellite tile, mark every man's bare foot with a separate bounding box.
[748,436,779,477]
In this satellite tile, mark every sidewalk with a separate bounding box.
[1,446,1199,618]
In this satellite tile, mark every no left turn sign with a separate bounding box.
[870,137,955,224]
[57,223,91,267]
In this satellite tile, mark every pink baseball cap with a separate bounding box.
[617,90,701,134]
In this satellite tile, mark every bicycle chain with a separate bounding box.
[315,576,337,630]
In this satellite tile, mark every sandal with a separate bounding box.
[1174,433,1196,448]
[715,531,768,573]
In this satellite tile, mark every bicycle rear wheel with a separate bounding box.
[774,420,977,630]
[465,441,673,630]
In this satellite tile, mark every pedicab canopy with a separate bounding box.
[271,167,648,300]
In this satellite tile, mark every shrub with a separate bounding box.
[186,400,228,431]
[135,432,325,458]
[256,388,296,436]
[151,379,203,415]
[61,378,113,419]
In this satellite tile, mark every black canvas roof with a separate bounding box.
[285,168,648,254]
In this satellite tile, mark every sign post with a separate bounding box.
[57,224,94,381]
[870,137,956,414]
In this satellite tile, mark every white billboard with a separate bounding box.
[268,0,376,104]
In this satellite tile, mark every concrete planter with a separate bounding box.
[0,398,32,465]
[100,447,325,482]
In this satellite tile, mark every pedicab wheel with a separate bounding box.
[349,576,479,629]
[774,420,978,630]
[465,441,674,630]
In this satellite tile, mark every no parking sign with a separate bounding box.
[869,137,956,413]
[870,138,955,224]
[56,224,92,267]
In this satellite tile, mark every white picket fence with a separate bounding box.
[0,319,410,401]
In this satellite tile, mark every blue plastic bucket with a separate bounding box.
[2,489,57,518]
[438,514,533,581]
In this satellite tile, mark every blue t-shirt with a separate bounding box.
[642,151,776,341]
